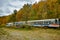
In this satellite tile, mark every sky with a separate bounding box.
[0,0,41,16]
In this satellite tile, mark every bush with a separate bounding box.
[0,24,6,28]
[22,25,32,29]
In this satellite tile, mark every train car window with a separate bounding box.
[38,21,43,24]
[34,22,38,25]
[49,21,51,24]
[32,21,43,25]
[49,21,55,24]
[44,21,48,24]
[49,21,52,24]
[32,22,37,25]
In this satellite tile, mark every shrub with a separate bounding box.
[0,24,6,28]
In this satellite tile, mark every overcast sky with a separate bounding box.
[0,0,41,16]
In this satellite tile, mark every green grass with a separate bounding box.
[0,27,60,40]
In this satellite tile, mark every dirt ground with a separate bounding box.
[0,27,60,40]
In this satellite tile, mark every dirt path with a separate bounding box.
[0,28,60,40]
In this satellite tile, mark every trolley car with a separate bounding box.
[6,19,60,27]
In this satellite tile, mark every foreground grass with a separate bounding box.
[0,27,60,40]
[0,27,9,40]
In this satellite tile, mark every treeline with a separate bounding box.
[0,0,60,25]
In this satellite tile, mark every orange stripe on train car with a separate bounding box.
[49,24,59,27]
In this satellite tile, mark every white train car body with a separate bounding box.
[6,19,60,27]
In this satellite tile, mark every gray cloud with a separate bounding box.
[0,0,40,16]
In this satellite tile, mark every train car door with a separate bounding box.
[59,19,60,27]
[55,19,57,24]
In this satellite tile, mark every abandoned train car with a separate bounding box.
[6,18,60,27]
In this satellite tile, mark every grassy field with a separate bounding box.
[0,27,60,40]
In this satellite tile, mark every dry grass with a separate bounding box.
[0,27,60,40]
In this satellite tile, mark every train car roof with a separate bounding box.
[27,19,55,22]
[6,19,58,24]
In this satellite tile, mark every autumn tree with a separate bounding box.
[22,4,31,24]
[8,9,17,23]
[0,0,60,24]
